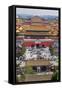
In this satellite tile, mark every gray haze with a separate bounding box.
[16,8,58,16]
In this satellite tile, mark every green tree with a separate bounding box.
[51,71,59,80]
[49,45,54,55]
[25,66,36,74]
[16,46,26,57]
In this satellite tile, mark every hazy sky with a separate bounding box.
[16,8,58,16]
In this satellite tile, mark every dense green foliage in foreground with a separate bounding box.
[51,71,59,80]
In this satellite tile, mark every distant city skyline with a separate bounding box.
[16,8,58,17]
